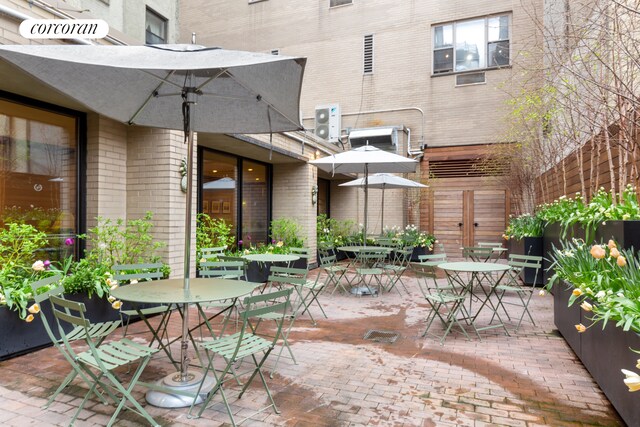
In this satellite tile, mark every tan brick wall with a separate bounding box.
[272,162,318,263]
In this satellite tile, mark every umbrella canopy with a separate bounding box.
[339,173,427,229]
[310,146,418,242]
[0,44,305,133]
[0,43,306,402]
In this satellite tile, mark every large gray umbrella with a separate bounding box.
[339,173,427,230]
[0,43,305,405]
[310,145,418,243]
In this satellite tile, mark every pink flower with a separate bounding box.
[65,238,74,246]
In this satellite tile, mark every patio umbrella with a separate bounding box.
[310,145,418,243]
[0,43,305,406]
[339,173,427,230]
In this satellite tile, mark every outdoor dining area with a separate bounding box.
[0,246,623,426]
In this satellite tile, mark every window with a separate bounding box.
[0,96,82,262]
[145,8,167,44]
[330,0,352,7]
[200,149,271,249]
[432,14,510,74]
[363,34,374,74]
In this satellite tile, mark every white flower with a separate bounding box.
[595,290,606,300]
[32,260,45,271]
[130,279,138,284]
[538,290,546,296]
[622,369,640,392]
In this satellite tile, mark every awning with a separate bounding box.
[348,127,395,140]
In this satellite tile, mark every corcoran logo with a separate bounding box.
[19,19,109,39]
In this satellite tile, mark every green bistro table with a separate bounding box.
[242,253,300,283]
[437,262,511,339]
[110,277,259,408]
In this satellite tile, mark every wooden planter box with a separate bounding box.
[507,236,543,285]
[0,293,119,361]
[554,280,640,426]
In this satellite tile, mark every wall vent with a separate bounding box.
[456,72,486,86]
[429,158,508,179]
[363,34,374,74]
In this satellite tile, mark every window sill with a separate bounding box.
[431,65,511,77]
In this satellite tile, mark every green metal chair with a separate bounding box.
[30,275,122,408]
[491,254,543,332]
[288,247,310,269]
[197,260,246,336]
[218,255,249,279]
[318,248,349,295]
[414,254,472,345]
[112,263,173,361]
[462,246,494,262]
[354,248,389,296]
[383,246,414,294]
[200,246,227,260]
[49,294,159,426]
[189,288,292,425]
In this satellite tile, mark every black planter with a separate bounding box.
[508,236,543,285]
[580,315,640,426]
[553,282,581,357]
[543,223,586,286]
[291,258,308,270]
[0,293,118,361]
[246,261,271,283]
[596,220,640,253]
[410,246,432,262]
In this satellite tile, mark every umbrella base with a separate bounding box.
[146,370,216,408]
[350,286,378,296]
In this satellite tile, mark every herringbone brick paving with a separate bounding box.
[0,267,624,426]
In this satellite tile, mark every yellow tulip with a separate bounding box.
[575,324,586,333]
[111,300,122,310]
[622,369,640,392]
[580,301,593,312]
[27,303,40,314]
[608,239,617,249]
[572,289,583,297]
[610,247,620,258]
[617,256,627,267]
[25,314,34,323]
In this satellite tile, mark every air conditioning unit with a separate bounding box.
[314,104,341,143]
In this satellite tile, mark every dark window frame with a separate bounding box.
[145,7,168,45]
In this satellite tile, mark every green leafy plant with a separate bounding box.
[83,211,166,269]
[503,213,544,240]
[196,213,235,257]
[548,239,640,333]
[400,224,436,249]
[317,215,353,248]
[270,217,304,247]
[60,258,112,298]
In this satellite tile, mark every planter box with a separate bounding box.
[508,236,543,285]
[543,223,587,287]
[596,220,640,253]
[580,319,640,426]
[246,260,271,283]
[0,293,119,361]
[553,282,581,357]
[410,246,433,262]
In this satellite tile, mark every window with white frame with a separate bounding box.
[432,14,510,74]
[145,8,167,44]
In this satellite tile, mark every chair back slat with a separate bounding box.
[50,295,89,328]
[288,247,310,259]
[112,263,164,282]
[199,260,244,279]
[29,275,63,304]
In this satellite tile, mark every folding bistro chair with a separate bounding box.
[414,255,473,344]
[200,246,227,260]
[288,247,310,269]
[197,260,245,335]
[49,295,159,426]
[477,242,506,262]
[383,246,414,294]
[112,263,173,362]
[491,254,543,332]
[189,288,293,425]
[30,275,122,408]
[219,255,249,279]
[354,248,389,296]
[462,246,494,262]
[318,248,349,295]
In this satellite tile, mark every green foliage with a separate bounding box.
[270,217,304,247]
[548,239,640,333]
[400,224,436,248]
[0,223,49,266]
[196,213,235,257]
[504,213,544,240]
[2,206,64,234]
[84,212,166,269]
[60,258,111,298]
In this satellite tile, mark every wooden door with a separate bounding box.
[432,190,465,256]
[472,190,506,245]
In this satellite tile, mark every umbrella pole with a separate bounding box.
[364,164,368,246]
[381,186,385,232]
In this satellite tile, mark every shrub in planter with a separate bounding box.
[504,213,544,285]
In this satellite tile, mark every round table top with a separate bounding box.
[437,261,511,273]
[109,278,259,304]
[242,253,300,263]
[336,246,392,253]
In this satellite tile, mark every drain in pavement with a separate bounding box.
[363,330,400,344]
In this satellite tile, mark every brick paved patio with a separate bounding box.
[0,268,624,426]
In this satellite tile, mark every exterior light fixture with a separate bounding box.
[311,185,318,205]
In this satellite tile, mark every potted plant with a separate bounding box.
[400,224,436,261]
[503,213,544,285]
[547,239,640,425]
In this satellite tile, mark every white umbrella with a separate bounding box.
[339,173,427,229]
[0,43,305,406]
[310,145,418,243]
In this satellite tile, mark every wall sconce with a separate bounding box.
[311,185,318,205]
[180,157,188,193]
